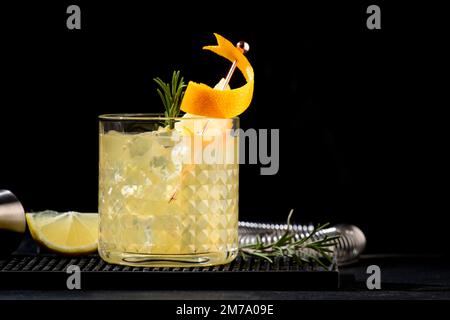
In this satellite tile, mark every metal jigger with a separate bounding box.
[0,190,26,258]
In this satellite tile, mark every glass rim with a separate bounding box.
[99,113,239,121]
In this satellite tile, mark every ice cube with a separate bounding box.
[129,135,151,157]
[149,155,167,168]
[100,132,131,163]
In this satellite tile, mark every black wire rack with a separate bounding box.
[0,254,339,290]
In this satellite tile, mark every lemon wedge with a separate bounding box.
[26,211,98,255]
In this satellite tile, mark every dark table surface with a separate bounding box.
[0,254,449,300]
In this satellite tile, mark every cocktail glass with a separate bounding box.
[98,114,239,267]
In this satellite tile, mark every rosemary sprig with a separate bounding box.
[153,70,186,128]
[239,209,340,268]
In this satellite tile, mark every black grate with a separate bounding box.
[0,254,339,290]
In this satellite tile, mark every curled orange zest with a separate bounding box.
[180,33,254,118]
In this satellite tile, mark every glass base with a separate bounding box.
[99,248,238,267]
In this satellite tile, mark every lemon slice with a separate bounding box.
[26,210,98,255]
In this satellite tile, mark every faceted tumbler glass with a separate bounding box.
[98,114,239,267]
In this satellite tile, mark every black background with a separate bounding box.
[1,1,448,254]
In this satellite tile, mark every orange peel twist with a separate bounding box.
[180,33,254,118]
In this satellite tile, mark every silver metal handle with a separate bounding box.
[238,221,366,266]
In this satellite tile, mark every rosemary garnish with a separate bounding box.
[153,70,186,129]
[239,210,340,268]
